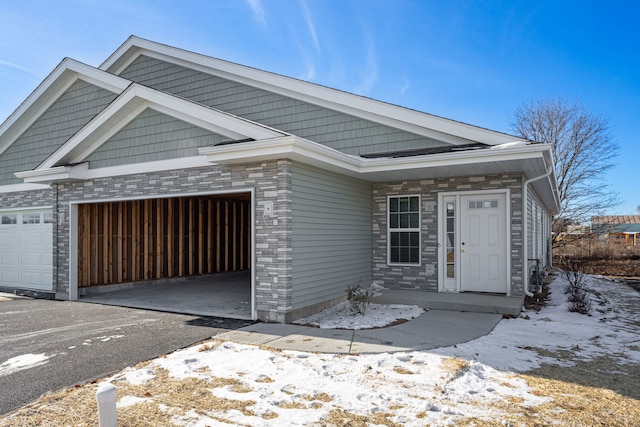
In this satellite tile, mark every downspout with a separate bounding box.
[522,166,554,297]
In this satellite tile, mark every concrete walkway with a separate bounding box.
[215,309,502,354]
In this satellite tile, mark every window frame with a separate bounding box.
[387,194,421,266]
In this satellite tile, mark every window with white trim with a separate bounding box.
[388,195,420,264]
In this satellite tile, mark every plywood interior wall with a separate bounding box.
[77,194,251,288]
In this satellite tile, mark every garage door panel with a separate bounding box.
[2,270,20,283]
[2,252,19,264]
[22,231,44,245]
[21,252,42,265]
[2,230,20,244]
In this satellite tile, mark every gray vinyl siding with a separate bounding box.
[291,162,372,310]
[527,189,551,268]
[119,55,448,156]
[0,80,118,185]
[86,108,228,168]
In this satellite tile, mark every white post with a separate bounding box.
[96,383,117,427]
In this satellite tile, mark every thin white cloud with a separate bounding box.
[356,30,378,94]
[244,0,267,28]
[300,0,320,57]
[0,59,36,74]
[400,80,411,95]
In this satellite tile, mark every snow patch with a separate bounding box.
[0,353,51,377]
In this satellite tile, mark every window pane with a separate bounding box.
[447,249,455,263]
[410,232,419,246]
[446,202,454,216]
[390,232,399,246]
[391,247,400,263]
[23,213,40,224]
[399,214,408,228]
[399,198,409,212]
[447,218,454,232]
[390,213,399,228]
[400,232,409,246]
[1,214,17,225]
[400,248,409,262]
[447,264,455,278]
[410,248,420,263]
[447,233,455,248]
[390,198,398,213]
[409,213,419,228]
[410,197,419,212]
[43,213,53,224]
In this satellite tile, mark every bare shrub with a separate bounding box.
[346,282,373,315]
[558,257,592,314]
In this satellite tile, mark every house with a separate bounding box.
[0,36,559,322]
[591,216,640,248]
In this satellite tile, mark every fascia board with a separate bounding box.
[359,144,550,173]
[101,37,523,146]
[39,83,286,169]
[0,59,130,158]
[15,163,88,184]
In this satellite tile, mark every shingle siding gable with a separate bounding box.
[86,108,228,169]
[0,80,118,185]
[119,55,448,155]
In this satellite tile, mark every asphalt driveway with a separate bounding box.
[0,294,253,416]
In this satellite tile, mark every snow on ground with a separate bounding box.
[293,301,425,329]
[101,274,640,426]
[0,353,51,377]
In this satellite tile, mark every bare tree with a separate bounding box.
[511,98,619,234]
[637,205,640,214]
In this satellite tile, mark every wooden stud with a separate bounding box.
[167,199,174,278]
[157,198,163,278]
[207,199,213,274]
[117,202,123,283]
[232,202,237,271]
[179,197,184,276]
[225,201,230,272]
[216,200,221,272]
[198,198,204,275]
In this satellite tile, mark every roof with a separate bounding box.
[2,36,560,213]
[100,36,527,147]
[592,215,640,225]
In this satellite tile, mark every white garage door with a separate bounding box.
[0,209,53,291]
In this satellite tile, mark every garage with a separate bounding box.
[72,192,253,318]
[0,208,53,292]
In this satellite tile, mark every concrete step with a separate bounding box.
[371,289,524,316]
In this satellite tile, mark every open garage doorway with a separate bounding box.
[69,191,254,320]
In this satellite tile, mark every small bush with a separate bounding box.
[346,282,373,315]
[559,257,592,315]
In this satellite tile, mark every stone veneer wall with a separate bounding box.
[54,161,293,323]
[372,174,524,296]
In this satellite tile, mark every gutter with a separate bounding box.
[522,165,554,297]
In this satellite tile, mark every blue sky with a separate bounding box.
[1,0,638,215]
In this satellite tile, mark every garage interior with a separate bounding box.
[77,193,253,319]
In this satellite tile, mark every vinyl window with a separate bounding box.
[388,195,420,264]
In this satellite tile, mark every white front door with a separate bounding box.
[460,194,507,293]
[439,192,509,294]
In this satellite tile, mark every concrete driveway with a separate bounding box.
[0,294,253,416]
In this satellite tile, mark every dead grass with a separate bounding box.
[456,372,640,427]
[0,365,260,427]
[323,409,401,427]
